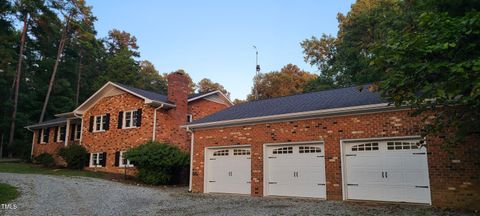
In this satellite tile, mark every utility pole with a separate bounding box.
[253,46,260,100]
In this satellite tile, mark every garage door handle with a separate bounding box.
[415,185,429,188]
[385,172,387,178]
[209,181,216,183]
[345,154,356,157]
[413,152,426,155]
[269,182,277,184]
[317,183,326,186]
[347,184,358,186]
[382,171,384,178]
[317,155,324,158]
[268,157,276,159]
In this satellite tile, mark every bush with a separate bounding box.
[34,153,55,167]
[58,144,88,169]
[124,141,189,185]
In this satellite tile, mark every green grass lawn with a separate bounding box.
[0,163,105,178]
[0,183,19,203]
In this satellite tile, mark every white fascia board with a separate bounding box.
[183,103,404,129]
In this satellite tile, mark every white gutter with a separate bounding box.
[187,127,194,192]
[183,103,400,129]
[152,104,164,141]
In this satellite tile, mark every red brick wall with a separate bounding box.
[32,128,66,165]
[190,110,479,210]
[188,98,230,122]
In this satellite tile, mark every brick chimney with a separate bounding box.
[167,71,189,150]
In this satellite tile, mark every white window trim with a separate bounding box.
[123,110,138,129]
[93,115,107,132]
[90,152,104,167]
[57,126,66,142]
[40,129,47,144]
[187,114,193,123]
[74,124,81,140]
[119,151,134,167]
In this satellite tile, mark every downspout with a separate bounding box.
[187,126,194,192]
[152,104,164,141]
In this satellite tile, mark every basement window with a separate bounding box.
[213,149,229,156]
[272,146,293,154]
[351,143,379,152]
[233,149,250,155]
[90,152,104,167]
[299,146,322,153]
[119,151,134,167]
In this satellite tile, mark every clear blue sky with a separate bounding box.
[87,0,355,100]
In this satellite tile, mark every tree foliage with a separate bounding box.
[197,78,230,97]
[247,64,316,100]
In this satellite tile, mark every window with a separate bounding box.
[272,146,293,154]
[94,115,107,132]
[74,124,81,140]
[187,114,193,123]
[233,149,250,155]
[213,149,229,156]
[119,151,133,167]
[57,126,66,142]
[351,143,379,152]
[90,152,104,167]
[41,129,48,144]
[123,110,138,128]
[387,141,419,150]
[299,146,322,153]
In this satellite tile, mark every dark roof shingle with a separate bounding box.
[191,85,385,124]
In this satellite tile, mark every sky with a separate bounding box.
[87,0,355,100]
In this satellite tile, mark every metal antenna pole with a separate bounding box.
[253,46,260,100]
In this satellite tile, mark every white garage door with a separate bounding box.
[205,147,251,194]
[344,139,431,204]
[265,143,326,198]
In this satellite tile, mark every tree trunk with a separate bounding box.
[39,20,70,123]
[7,14,28,157]
[75,49,83,106]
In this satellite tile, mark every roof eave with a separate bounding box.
[188,90,234,106]
[183,103,404,129]
[25,120,68,130]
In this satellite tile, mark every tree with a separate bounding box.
[247,64,317,100]
[137,60,167,94]
[197,78,230,97]
[301,0,399,87]
[372,0,480,145]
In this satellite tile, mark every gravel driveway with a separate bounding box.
[0,173,475,216]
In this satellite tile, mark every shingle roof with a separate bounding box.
[114,82,215,103]
[191,85,386,124]
[114,82,170,103]
[25,117,67,129]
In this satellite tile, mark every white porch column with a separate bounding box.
[65,118,71,147]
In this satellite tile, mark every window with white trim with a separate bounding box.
[233,149,250,155]
[272,146,293,154]
[57,126,66,142]
[94,115,107,132]
[213,149,229,156]
[351,143,379,151]
[74,124,81,140]
[119,151,133,167]
[299,146,322,153]
[123,110,138,128]
[41,129,48,144]
[90,152,104,167]
[187,114,193,123]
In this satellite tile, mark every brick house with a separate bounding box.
[26,72,232,174]
[185,85,479,210]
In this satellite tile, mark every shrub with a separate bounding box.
[34,153,55,167]
[124,141,189,185]
[58,144,88,169]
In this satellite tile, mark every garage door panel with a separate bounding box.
[344,140,431,204]
[266,143,326,199]
[206,147,251,195]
